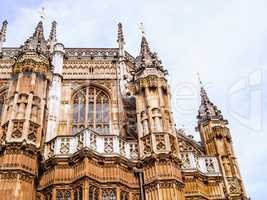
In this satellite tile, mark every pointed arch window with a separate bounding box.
[89,186,93,200]
[120,192,129,200]
[110,191,116,200]
[74,187,83,200]
[56,190,71,200]
[94,190,99,200]
[72,86,110,134]
[64,191,71,200]
[56,192,63,200]
[102,191,108,200]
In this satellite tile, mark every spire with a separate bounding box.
[135,23,165,73]
[20,21,49,55]
[140,34,152,57]
[117,22,124,44]
[117,22,125,57]
[197,75,225,123]
[33,21,45,41]
[48,21,57,43]
[0,20,8,43]
[0,20,8,54]
[47,21,57,52]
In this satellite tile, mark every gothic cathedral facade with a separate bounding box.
[0,20,247,200]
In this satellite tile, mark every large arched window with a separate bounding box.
[72,86,110,134]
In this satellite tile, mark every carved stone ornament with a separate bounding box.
[155,134,166,151]
[227,177,241,194]
[143,135,152,155]
[28,122,39,142]
[11,120,24,139]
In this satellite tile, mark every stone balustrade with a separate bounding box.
[44,128,139,161]
[180,152,221,176]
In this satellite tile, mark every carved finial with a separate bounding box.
[19,21,49,56]
[33,21,45,41]
[38,6,48,22]
[197,73,209,103]
[117,22,124,43]
[48,21,57,43]
[135,23,165,73]
[0,20,8,43]
[197,77,224,123]
[139,22,145,36]
[197,72,204,88]
[140,36,151,56]
[138,23,151,55]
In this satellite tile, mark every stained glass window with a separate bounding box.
[110,191,116,200]
[72,86,110,134]
[56,192,63,200]
[64,191,71,200]
[102,191,107,200]
[79,187,83,200]
[89,186,94,200]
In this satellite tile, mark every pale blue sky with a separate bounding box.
[1,0,267,199]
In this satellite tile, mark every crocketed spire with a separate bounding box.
[197,76,225,123]
[135,25,165,73]
[48,21,57,43]
[0,20,8,43]
[20,21,49,55]
[117,22,124,44]
[47,21,57,52]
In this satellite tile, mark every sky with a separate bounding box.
[1,0,267,198]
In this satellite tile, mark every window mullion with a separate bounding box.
[101,97,104,129]
[93,88,96,129]
[78,96,81,128]
[85,88,89,128]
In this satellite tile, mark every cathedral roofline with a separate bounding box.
[1,47,135,62]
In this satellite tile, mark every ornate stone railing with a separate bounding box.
[180,152,221,176]
[44,129,139,161]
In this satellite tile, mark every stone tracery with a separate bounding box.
[72,86,110,134]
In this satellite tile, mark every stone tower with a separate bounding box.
[196,81,248,199]
[0,21,52,200]
[134,33,184,199]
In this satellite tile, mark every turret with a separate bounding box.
[0,20,8,56]
[46,22,65,141]
[196,77,248,199]
[3,21,52,145]
[134,31,176,157]
[134,26,184,200]
[0,21,52,200]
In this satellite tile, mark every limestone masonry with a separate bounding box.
[0,20,247,200]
